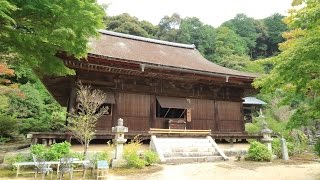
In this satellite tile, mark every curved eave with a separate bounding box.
[87,53,258,81]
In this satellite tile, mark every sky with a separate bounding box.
[97,0,293,27]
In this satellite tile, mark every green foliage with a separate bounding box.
[314,139,320,157]
[4,153,32,169]
[245,141,272,162]
[0,114,17,137]
[6,80,67,134]
[30,144,47,158]
[157,13,182,42]
[45,141,71,161]
[222,14,258,56]
[106,13,157,38]
[288,129,308,154]
[144,150,159,166]
[176,17,216,60]
[214,26,248,57]
[254,0,320,128]
[1,0,105,76]
[125,152,146,169]
[123,137,146,169]
[30,142,71,161]
[272,138,294,158]
[245,123,261,134]
[263,13,287,56]
[0,136,10,145]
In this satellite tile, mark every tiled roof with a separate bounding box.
[243,97,267,105]
[88,30,257,78]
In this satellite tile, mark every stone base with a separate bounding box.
[111,158,127,168]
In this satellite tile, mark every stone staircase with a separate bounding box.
[150,136,228,164]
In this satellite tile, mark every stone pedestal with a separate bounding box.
[111,118,128,168]
[281,138,289,160]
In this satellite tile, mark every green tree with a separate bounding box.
[105,13,157,38]
[0,0,105,76]
[212,27,251,70]
[222,14,259,57]
[254,0,320,128]
[263,13,288,56]
[177,17,216,60]
[157,13,182,42]
[252,20,269,59]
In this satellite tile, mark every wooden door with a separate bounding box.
[189,99,215,130]
[215,101,243,132]
[117,93,150,132]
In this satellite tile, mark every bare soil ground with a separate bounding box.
[107,160,320,180]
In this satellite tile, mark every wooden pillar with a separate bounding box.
[66,84,76,126]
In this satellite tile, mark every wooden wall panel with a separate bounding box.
[117,93,150,131]
[189,99,215,130]
[152,118,167,129]
[96,115,113,130]
[216,101,243,132]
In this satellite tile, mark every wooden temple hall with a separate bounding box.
[41,30,258,141]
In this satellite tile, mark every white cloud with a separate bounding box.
[98,0,292,27]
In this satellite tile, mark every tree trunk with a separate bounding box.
[83,143,88,159]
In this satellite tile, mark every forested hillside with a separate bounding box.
[105,13,287,71]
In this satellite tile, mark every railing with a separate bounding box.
[148,128,212,136]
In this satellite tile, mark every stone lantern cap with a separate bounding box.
[112,118,128,133]
[261,128,272,134]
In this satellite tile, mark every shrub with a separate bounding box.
[245,123,260,134]
[30,144,47,158]
[245,141,272,162]
[45,141,71,161]
[314,139,320,157]
[4,153,32,169]
[289,129,308,154]
[0,136,10,145]
[125,152,146,169]
[144,150,159,166]
[0,114,18,137]
[272,138,294,158]
[69,152,84,160]
[30,142,71,161]
[124,136,146,168]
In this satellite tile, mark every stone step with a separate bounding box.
[157,143,213,148]
[163,151,220,158]
[161,147,214,153]
[165,156,224,164]
[156,139,210,143]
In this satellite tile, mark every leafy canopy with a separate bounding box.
[0,0,105,75]
[254,0,320,128]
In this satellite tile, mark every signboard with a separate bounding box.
[186,109,192,122]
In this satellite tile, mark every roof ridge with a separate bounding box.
[98,30,196,49]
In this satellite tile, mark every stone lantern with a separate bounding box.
[111,118,128,168]
[260,121,273,152]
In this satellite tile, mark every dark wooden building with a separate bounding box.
[43,30,257,139]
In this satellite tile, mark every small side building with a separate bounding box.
[243,97,267,123]
[42,30,258,140]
